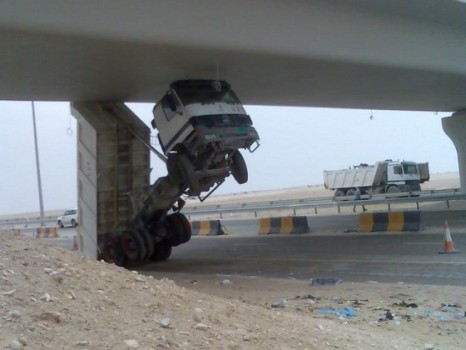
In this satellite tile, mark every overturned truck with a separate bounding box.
[94,80,259,266]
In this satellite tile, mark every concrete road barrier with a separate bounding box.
[190,220,226,236]
[35,227,59,238]
[358,211,421,232]
[258,216,310,235]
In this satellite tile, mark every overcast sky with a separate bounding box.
[0,101,458,215]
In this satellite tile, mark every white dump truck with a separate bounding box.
[323,160,430,198]
[101,80,260,267]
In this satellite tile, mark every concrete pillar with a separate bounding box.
[71,103,151,258]
[442,110,466,193]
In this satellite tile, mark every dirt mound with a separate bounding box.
[1,230,463,349]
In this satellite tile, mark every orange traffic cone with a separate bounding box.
[439,221,459,254]
[72,235,79,251]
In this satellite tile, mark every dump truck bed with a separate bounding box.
[324,166,377,190]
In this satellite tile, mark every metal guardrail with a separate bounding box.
[0,216,56,229]
[182,189,465,218]
[1,189,464,227]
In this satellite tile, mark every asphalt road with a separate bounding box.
[139,231,466,286]
[33,214,466,286]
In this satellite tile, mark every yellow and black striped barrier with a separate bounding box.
[258,216,310,235]
[35,227,59,238]
[358,211,421,232]
[190,220,226,236]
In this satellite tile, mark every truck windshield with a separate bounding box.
[402,164,418,175]
[173,82,241,106]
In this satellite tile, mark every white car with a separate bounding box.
[57,209,78,228]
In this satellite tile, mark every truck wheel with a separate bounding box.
[152,241,172,261]
[346,188,355,196]
[334,189,345,197]
[137,227,155,260]
[121,229,147,262]
[386,186,401,194]
[100,236,126,267]
[166,213,191,246]
[231,150,248,184]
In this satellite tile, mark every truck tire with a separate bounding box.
[152,240,172,261]
[334,189,345,197]
[100,236,126,267]
[166,213,192,246]
[231,150,248,184]
[121,229,147,262]
[386,186,401,194]
[346,188,355,196]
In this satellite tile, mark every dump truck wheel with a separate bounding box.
[121,229,147,262]
[167,213,191,246]
[231,150,248,184]
[176,213,192,244]
[153,241,172,261]
[346,188,355,196]
[334,189,345,197]
[138,227,155,259]
[100,236,126,267]
[387,185,401,194]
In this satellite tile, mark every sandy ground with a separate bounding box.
[1,234,466,348]
[1,172,465,349]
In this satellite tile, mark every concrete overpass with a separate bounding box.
[1,0,465,259]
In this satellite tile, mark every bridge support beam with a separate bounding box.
[442,110,466,193]
[71,103,151,258]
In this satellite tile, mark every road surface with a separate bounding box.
[139,231,466,286]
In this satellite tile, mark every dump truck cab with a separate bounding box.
[152,80,259,198]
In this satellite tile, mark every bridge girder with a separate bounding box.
[0,0,465,111]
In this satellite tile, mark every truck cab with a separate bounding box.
[385,161,422,193]
[152,80,260,198]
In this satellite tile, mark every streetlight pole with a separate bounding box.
[31,101,45,226]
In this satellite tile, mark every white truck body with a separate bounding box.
[324,160,429,197]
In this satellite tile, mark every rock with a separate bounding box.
[8,310,22,320]
[221,279,232,285]
[74,341,90,346]
[194,323,209,331]
[271,298,288,308]
[193,308,203,322]
[385,310,394,320]
[38,312,61,323]
[424,344,435,350]
[1,289,16,296]
[65,290,76,300]
[124,339,139,349]
[7,339,22,349]
[40,293,51,302]
[160,317,171,328]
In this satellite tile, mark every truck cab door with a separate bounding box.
[152,91,192,154]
